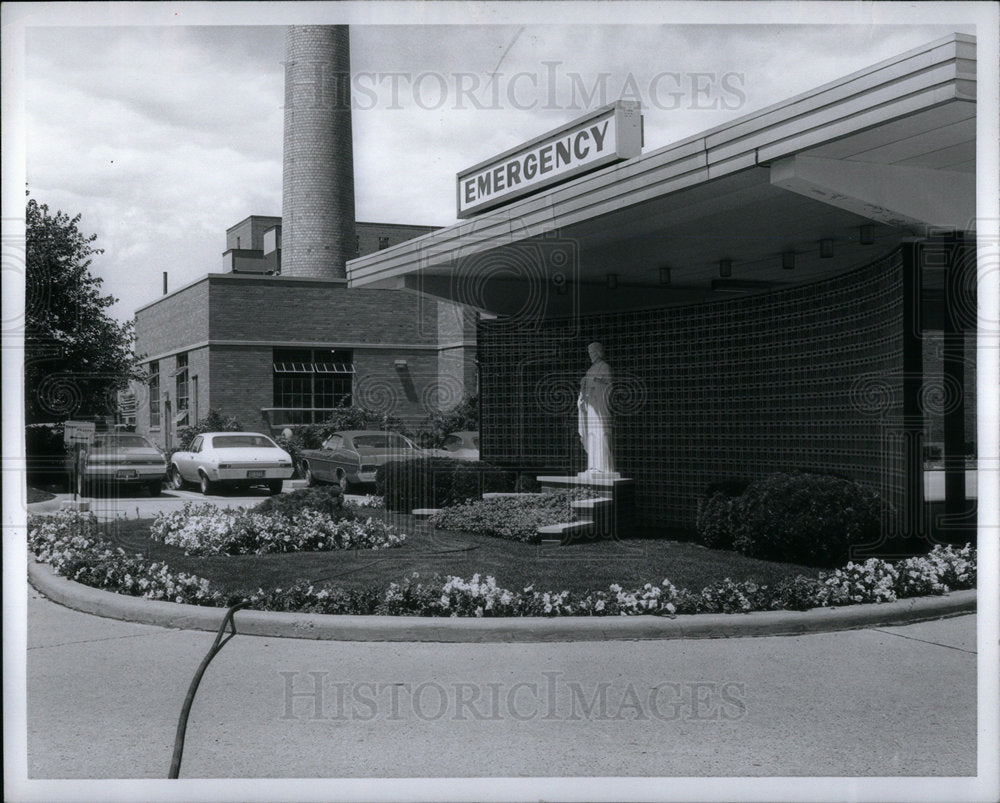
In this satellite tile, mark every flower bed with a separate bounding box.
[28,512,216,606]
[430,490,600,543]
[28,511,975,618]
[148,502,406,555]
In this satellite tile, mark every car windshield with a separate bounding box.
[351,435,412,449]
[212,435,277,449]
[95,435,154,449]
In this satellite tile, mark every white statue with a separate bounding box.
[577,342,617,477]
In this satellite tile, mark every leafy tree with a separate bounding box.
[175,409,243,452]
[420,393,479,447]
[25,195,142,424]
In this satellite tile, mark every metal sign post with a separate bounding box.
[64,421,96,502]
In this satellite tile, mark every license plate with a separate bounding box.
[116,469,138,479]
[247,470,265,478]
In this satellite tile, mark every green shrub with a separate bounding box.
[431,490,598,543]
[376,457,518,512]
[418,393,479,448]
[730,472,884,567]
[173,409,242,456]
[696,480,751,550]
[254,485,354,521]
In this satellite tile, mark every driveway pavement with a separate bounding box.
[20,590,980,786]
[25,483,369,522]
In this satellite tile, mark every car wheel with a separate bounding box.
[267,479,283,495]
[148,480,163,496]
[170,466,185,490]
[199,474,216,496]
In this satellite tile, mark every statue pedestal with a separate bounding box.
[576,470,621,481]
[536,474,635,543]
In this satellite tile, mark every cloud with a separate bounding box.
[23,21,972,321]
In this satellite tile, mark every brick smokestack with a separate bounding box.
[281,26,356,279]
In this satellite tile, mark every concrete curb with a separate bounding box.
[28,560,977,642]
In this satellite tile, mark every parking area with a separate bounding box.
[24,482,373,521]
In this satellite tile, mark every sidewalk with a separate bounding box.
[21,588,978,782]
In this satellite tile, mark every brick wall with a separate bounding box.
[226,216,282,252]
[206,275,439,344]
[135,280,210,359]
[207,345,274,432]
[353,349,442,426]
[356,222,439,257]
[134,346,210,449]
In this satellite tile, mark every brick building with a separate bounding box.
[133,26,478,449]
[133,217,477,449]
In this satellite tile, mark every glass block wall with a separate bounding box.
[479,251,907,533]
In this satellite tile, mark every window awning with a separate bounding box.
[273,362,355,374]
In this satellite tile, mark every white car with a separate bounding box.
[424,430,480,461]
[169,431,294,495]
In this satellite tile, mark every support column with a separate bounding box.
[900,242,925,537]
[943,233,975,532]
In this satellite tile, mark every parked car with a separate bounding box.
[426,430,480,461]
[168,431,294,495]
[73,432,168,497]
[298,430,421,487]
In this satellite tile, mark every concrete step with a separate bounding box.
[537,519,594,545]
[570,496,613,511]
[411,508,441,519]
[481,492,546,500]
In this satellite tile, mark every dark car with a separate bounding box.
[74,433,168,497]
[298,430,421,487]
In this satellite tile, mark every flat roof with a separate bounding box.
[347,33,975,298]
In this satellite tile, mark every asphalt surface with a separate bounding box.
[23,589,978,781]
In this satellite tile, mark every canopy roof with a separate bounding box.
[348,34,976,316]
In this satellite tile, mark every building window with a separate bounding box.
[149,361,160,428]
[175,353,189,426]
[273,347,354,424]
[378,236,390,250]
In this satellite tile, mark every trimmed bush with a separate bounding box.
[431,490,599,543]
[695,480,751,550]
[695,479,751,550]
[173,409,242,456]
[730,472,884,567]
[376,458,518,512]
[254,485,354,521]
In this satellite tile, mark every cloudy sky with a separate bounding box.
[14,2,983,321]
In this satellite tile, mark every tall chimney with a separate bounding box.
[281,26,356,279]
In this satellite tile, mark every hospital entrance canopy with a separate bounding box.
[347,34,976,317]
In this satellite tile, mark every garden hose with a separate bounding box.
[168,601,250,779]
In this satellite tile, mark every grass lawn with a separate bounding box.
[98,512,820,596]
